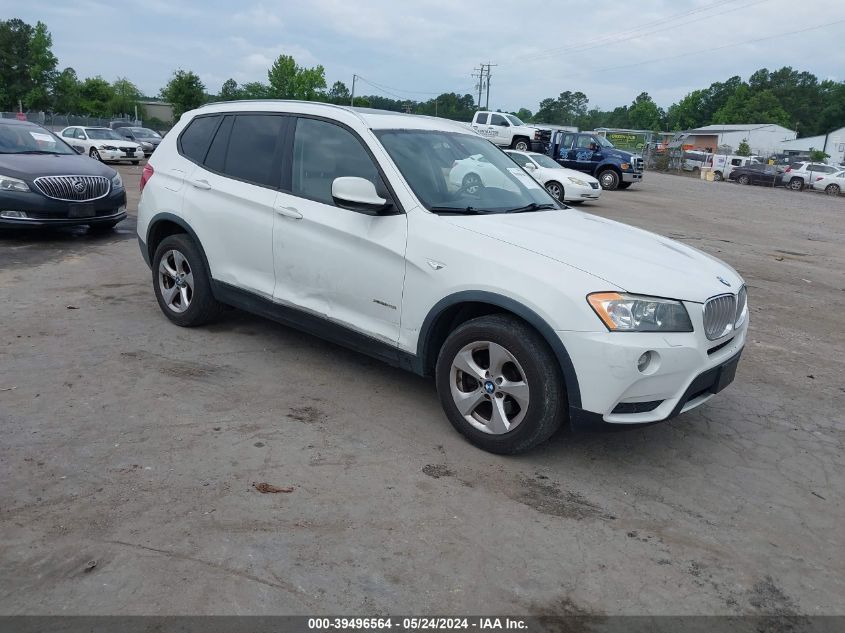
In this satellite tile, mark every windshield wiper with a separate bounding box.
[12,150,63,155]
[505,202,558,213]
[429,206,487,215]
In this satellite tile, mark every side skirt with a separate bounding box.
[210,280,421,374]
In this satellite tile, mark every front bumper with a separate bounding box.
[565,182,601,201]
[560,306,748,427]
[622,171,643,183]
[0,188,127,228]
[100,149,144,162]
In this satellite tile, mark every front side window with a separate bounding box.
[576,135,595,149]
[179,115,221,164]
[505,114,525,126]
[75,129,86,140]
[508,152,533,168]
[490,114,507,126]
[531,154,561,169]
[291,117,383,206]
[375,129,560,215]
[62,128,74,138]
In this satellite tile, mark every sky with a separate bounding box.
[4,0,845,113]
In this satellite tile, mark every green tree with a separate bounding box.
[293,65,326,100]
[327,80,350,104]
[736,139,751,156]
[415,93,476,121]
[51,67,80,112]
[79,76,115,116]
[160,69,206,119]
[219,78,241,100]
[514,108,532,122]
[627,92,664,130]
[109,77,141,115]
[809,148,829,162]
[24,21,57,110]
[666,89,706,130]
[713,85,791,127]
[267,54,326,100]
[240,81,270,99]
[0,18,59,110]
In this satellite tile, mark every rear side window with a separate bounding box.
[179,115,220,163]
[475,113,488,125]
[221,114,286,187]
[291,117,383,206]
[204,115,233,173]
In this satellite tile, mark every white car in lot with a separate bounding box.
[60,126,144,164]
[505,150,601,204]
[137,101,748,454]
[813,170,845,196]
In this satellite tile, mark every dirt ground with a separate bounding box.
[0,167,843,616]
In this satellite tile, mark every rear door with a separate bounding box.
[271,116,407,344]
[178,112,288,297]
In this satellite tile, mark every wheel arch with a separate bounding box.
[145,213,213,280]
[416,290,582,408]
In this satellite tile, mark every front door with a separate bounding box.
[489,113,511,146]
[573,134,600,175]
[272,117,407,345]
[556,133,576,169]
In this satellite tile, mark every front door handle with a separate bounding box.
[191,178,211,190]
[275,206,303,220]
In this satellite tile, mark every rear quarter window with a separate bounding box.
[178,115,221,163]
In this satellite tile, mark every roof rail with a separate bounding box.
[197,99,370,125]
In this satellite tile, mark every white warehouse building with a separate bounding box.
[777,126,845,165]
[683,124,796,155]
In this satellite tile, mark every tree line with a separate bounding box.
[2,17,844,137]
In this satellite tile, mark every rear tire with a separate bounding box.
[738,175,750,185]
[714,171,723,181]
[789,178,804,191]
[598,169,620,190]
[152,234,223,327]
[435,314,566,454]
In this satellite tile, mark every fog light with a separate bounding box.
[118,205,126,213]
[0,210,27,219]
[637,351,653,373]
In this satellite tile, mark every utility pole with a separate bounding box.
[485,63,497,111]
[472,65,484,110]
[350,74,356,107]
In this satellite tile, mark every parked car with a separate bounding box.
[682,150,713,173]
[113,126,163,156]
[0,118,126,230]
[711,154,763,181]
[728,163,784,186]
[505,149,601,204]
[812,170,845,196]
[137,101,748,454]
[468,111,550,152]
[782,162,841,191]
[60,126,144,164]
[546,130,643,190]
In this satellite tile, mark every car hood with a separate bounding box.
[95,139,141,148]
[603,148,638,161]
[0,153,117,180]
[443,210,743,303]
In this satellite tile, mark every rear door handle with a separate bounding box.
[191,178,211,190]
[275,206,303,220]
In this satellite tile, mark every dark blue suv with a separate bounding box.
[546,131,643,190]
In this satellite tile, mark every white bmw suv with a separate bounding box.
[137,101,748,454]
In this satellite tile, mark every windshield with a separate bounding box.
[131,127,160,138]
[595,135,614,148]
[375,129,562,214]
[0,124,75,155]
[530,154,561,169]
[505,114,525,127]
[86,128,123,140]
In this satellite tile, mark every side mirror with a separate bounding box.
[331,177,391,214]
[524,163,537,171]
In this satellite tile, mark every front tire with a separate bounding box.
[598,169,620,190]
[714,171,723,181]
[826,184,841,196]
[435,314,566,454]
[512,137,530,152]
[152,234,223,327]
[545,180,564,201]
[738,174,750,185]
[89,148,101,161]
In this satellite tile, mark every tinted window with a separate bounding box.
[292,117,383,206]
[475,113,488,125]
[490,114,507,126]
[204,115,233,173]
[222,114,285,187]
[179,115,220,163]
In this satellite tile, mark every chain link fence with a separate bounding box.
[1,112,142,132]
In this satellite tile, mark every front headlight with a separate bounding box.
[620,163,631,170]
[97,144,107,150]
[567,176,588,186]
[141,142,153,148]
[103,145,117,151]
[111,173,123,190]
[588,292,693,332]
[0,174,31,192]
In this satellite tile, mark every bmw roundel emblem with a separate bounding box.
[718,276,731,287]
[484,381,496,394]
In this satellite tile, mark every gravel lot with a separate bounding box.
[1,167,843,616]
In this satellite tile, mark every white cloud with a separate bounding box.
[233,3,282,27]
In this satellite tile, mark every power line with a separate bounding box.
[538,17,845,82]
[502,0,766,66]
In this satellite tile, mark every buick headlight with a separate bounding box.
[588,292,693,332]
[567,176,588,186]
[0,174,31,192]
[111,172,123,190]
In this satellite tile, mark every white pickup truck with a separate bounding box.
[469,111,551,152]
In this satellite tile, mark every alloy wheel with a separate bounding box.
[158,249,194,313]
[449,341,530,435]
